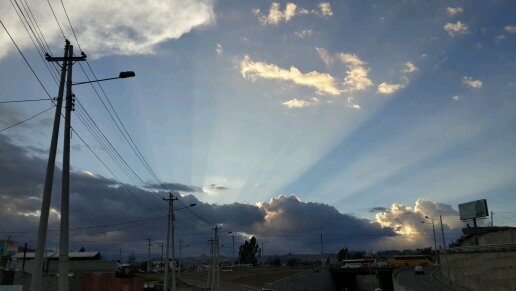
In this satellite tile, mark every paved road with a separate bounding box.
[182,278,259,291]
[397,266,455,291]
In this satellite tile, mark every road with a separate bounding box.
[182,278,260,291]
[396,266,456,291]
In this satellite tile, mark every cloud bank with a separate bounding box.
[0,0,215,59]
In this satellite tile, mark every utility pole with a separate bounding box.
[232,235,235,267]
[320,233,324,268]
[440,215,451,282]
[146,239,152,273]
[491,211,494,227]
[178,240,189,278]
[59,43,85,291]
[119,248,122,262]
[31,40,69,291]
[178,240,182,278]
[163,193,177,291]
[207,239,214,289]
[210,226,221,290]
[161,242,164,272]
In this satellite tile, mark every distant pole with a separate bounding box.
[146,239,152,273]
[491,211,494,227]
[261,243,264,257]
[22,242,27,272]
[163,192,177,291]
[440,215,451,282]
[161,242,164,272]
[431,220,439,269]
[320,233,324,268]
[119,248,122,262]
[208,239,213,289]
[31,40,69,291]
[178,240,182,278]
[232,235,235,267]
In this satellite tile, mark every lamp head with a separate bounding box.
[119,71,135,78]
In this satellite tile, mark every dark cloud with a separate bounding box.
[369,207,389,213]
[150,182,202,192]
[2,134,461,258]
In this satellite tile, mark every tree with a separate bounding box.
[337,247,348,261]
[238,236,261,266]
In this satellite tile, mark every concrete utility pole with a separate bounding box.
[59,43,85,291]
[163,193,177,291]
[232,235,235,267]
[31,40,69,291]
[146,239,152,273]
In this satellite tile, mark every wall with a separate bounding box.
[440,251,516,291]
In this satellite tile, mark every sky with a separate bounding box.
[0,0,515,258]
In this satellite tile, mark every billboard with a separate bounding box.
[458,199,488,220]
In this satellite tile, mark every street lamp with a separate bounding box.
[422,217,439,269]
[425,215,451,282]
[72,71,135,86]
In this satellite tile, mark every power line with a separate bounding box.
[0,215,167,234]
[60,6,208,227]
[0,20,53,99]
[0,98,53,104]
[71,127,157,213]
[0,106,55,133]
[46,0,66,39]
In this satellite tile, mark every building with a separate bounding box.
[452,226,516,247]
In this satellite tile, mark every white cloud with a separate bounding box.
[0,0,215,59]
[215,43,223,55]
[452,95,460,101]
[446,7,464,16]
[346,96,361,110]
[294,29,312,38]
[338,53,373,92]
[315,47,333,66]
[462,76,483,89]
[318,2,333,16]
[240,55,341,95]
[402,62,418,73]
[375,198,462,248]
[256,2,332,25]
[338,53,365,67]
[377,82,402,94]
[282,98,313,108]
[504,25,516,33]
[444,21,469,37]
[258,2,297,25]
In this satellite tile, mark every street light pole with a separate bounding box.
[424,216,439,270]
[440,215,451,282]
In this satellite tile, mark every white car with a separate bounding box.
[414,265,424,274]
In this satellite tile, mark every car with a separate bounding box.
[414,265,424,274]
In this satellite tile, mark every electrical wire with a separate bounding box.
[0,106,55,133]
[0,98,53,104]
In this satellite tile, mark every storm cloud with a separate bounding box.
[0,134,463,258]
